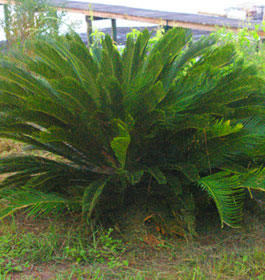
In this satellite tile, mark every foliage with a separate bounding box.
[1,0,66,48]
[0,28,264,236]
[128,27,165,51]
[215,22,265,77]
[0,219,127,277]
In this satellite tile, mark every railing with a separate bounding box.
[1,0,264,46]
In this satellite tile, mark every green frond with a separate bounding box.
[0,155,66,174]
[110,121,130,169]
[205,119,243,139]
[122,29,150,90]
[0,155,96,186]
[240,167,265,191]
[126,80,167,117]
[49,77,96,113]
[25,39,77,78]
[0,189,78,220]
[147,167,167,184]
[82,178,108,219]
[166,173,183,196]
[175,163,200,182]
[149,27,192,65]
[124,170,144,185]
[164,35,217,89]
[198,172,245,228]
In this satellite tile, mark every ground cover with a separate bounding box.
[0,138,264,279]
[0,207,264,279]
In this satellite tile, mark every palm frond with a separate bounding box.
[240,167,265,191]
[0,189,79,220]
[82,178,108,219]
[198,172,245,227]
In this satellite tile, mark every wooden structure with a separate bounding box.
[1,0,264,46]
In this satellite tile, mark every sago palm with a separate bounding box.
[0,28,264,234]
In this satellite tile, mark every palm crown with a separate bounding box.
[0,28,264,233]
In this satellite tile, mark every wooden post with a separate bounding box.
[257,7,265,45]
[111,19,117,42]
[85,15,93,48]
[163,20,172,33]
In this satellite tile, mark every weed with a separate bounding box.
[63,227,128,268]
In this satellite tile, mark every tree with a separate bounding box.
[1,0,64,48]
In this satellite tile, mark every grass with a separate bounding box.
[0,140,264,280]
[0,210,264,279]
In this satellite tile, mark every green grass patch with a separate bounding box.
[0,213,264,279]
